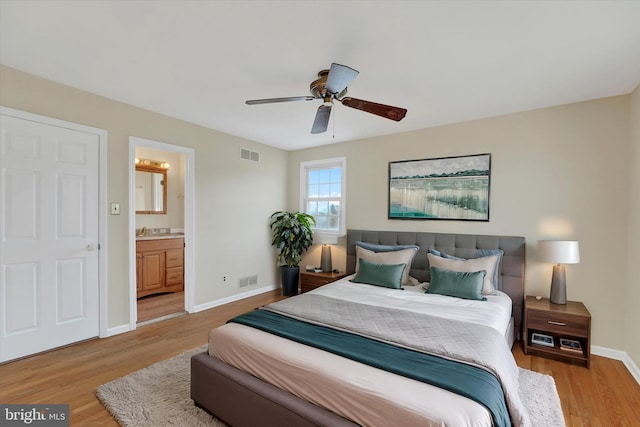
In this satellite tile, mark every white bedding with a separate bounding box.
[208,278,518,427]
[313,275,513,337]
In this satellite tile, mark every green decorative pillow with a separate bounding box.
[426,266,487,301]
[427,253,498,295]
[355,246,418,286]
[352,258,407,289]
[428,248,504,291]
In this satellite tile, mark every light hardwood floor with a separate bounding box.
[1,290,639,426]
[137,291,185,324]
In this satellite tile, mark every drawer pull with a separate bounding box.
[547,320,566,326]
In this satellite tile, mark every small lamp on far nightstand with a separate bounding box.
[314,234,338,272]
[538,240,580,305]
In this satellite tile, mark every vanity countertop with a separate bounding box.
[136,233,184,241]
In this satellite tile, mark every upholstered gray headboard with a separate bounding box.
[346,229,526,338]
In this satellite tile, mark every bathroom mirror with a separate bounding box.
[135,165,167,214]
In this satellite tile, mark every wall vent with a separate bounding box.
[240,148,260,163]
[239,274,258,288]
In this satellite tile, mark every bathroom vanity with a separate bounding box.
[136,235,184,299]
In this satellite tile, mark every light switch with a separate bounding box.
[111,202,120,215]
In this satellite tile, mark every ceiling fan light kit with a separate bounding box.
[245,63,407,134]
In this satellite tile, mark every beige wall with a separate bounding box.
[3,63,637,367]
[289,96,633,356]
[627,84,640,367]
[0,65,288,329]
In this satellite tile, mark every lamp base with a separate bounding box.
[549,264,567,305]
[320,244,332,273]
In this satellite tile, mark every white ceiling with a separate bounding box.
[1,1,639,151]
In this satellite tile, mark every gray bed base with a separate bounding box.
[191,352,359,426]
[191,230,526,426]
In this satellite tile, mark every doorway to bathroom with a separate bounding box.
[129,137,195,328]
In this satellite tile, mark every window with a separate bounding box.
[300,157,346,236]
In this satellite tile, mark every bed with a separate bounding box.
[191,230,527,427]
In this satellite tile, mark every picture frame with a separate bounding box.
[388,153,491,221]
[531,332,554,347]
[559,338,583,353]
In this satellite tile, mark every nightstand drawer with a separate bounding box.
[527,310,589,336]
[300,271,348,293]
[303,275,333,287]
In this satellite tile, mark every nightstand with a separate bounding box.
[300,271,348,293]
[523,296,591,368]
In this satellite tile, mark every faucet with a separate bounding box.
[137,227,147,237]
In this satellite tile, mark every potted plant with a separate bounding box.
[269,211,316,296]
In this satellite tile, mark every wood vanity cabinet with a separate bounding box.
[136,238,184,298]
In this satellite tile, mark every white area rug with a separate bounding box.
[97,346,565,426]
[518,366,565,427]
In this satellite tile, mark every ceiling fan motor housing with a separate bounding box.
[310,70,347,99]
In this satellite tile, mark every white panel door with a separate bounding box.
[0,114,100,362]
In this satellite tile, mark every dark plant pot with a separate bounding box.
[280,265,300,296]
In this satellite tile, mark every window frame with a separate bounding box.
[300,156,347,237]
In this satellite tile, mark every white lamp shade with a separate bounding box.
[538,240,580,264]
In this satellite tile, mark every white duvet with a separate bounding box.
[313,275,513,336]
[208,277,518,427]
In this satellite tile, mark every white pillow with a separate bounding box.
[355,246,418,286]
[426,253,499,295]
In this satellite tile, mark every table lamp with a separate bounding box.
[538,240,580,304]
[314,234,338,272]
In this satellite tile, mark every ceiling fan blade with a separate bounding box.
[325,63,359,95]
[340,97,407,122]
[311,104,332,134]
[245,96,314,105]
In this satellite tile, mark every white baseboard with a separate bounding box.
[101,285,279,338]
[192,284,279,313]
[592,345,640,385]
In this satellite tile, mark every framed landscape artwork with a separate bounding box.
[388,153,491,221]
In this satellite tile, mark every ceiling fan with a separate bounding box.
[245,63,407,134]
